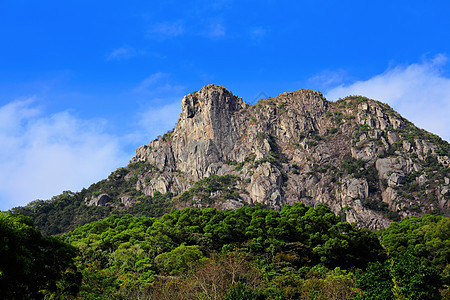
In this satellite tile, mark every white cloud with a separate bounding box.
[308,69,349,89]
[130,73,185,144]
[133,72,185,97]
[325,55,450,142]
[134,72,168,92]
[107,47,130,60]
[0,73,188,211]
[0,99,129,210]
[107,47,130,61]
[147,18,229,40]
[205,23,226,38]
[107,46,146,61]
[136,101,181,142]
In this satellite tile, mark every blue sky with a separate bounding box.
[1,0,450,210]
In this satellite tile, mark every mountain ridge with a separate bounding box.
[11,84,450,234]
[120,84,448,229]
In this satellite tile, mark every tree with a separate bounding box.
[356,261,393,300]
[155,244,205,275]
[0,212,80,299]
[390,249,441,300]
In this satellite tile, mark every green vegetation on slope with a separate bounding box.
[57,204,447,299]
[2,203,448,299]
[10,188,174,237]
[10,172,248,236]
[10,163,175,236]
[0,212,80,299]
[174,174,243,205]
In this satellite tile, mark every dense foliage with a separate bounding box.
[9,173,242,237]
[10,190,117,236]
[56,204,448,299]
[174,174,243,205]
[3,203,449,299]
[10,187,173,237]
[0,212,80,299]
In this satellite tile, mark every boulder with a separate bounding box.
[89,193,112,206]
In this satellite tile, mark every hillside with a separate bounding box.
[4,204,448,299]
[11,84,450,234]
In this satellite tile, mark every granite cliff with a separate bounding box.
[84,84,448,229]
[15,84,449,233]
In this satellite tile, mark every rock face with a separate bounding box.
[90,84,449,229]
[89,193,112,206]
[120,195,136,207]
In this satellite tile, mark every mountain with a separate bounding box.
[12,84,450,234]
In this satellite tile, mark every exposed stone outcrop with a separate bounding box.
[88,193,112,206]
[247,162,283,208]
[89,84,449,229]
[120,195,136,207]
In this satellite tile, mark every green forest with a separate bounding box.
[1,203,448,299]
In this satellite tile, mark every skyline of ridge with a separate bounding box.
[1,0,449,209]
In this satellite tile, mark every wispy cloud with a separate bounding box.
[308,69,349,89]
[133,72,185,97]
[148,21,185,39]
[0,71,189,210]
[325,55,450,142]
[248,26,267,44]
[0,99,129,210]
[146,18,229,40]
[107,47,131,60]
[106,46,145,61]
[127,72,186,145]
[204,22,226,38]
[136,102,181,143]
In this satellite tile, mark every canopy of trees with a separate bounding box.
[3,203,448,299]
[59,204,448,299]
[0,212,80,299]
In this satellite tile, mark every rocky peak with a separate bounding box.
[176,84,247,144]
[92,86,449,230]
[279,88,327,108]
[181,84,246,119]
